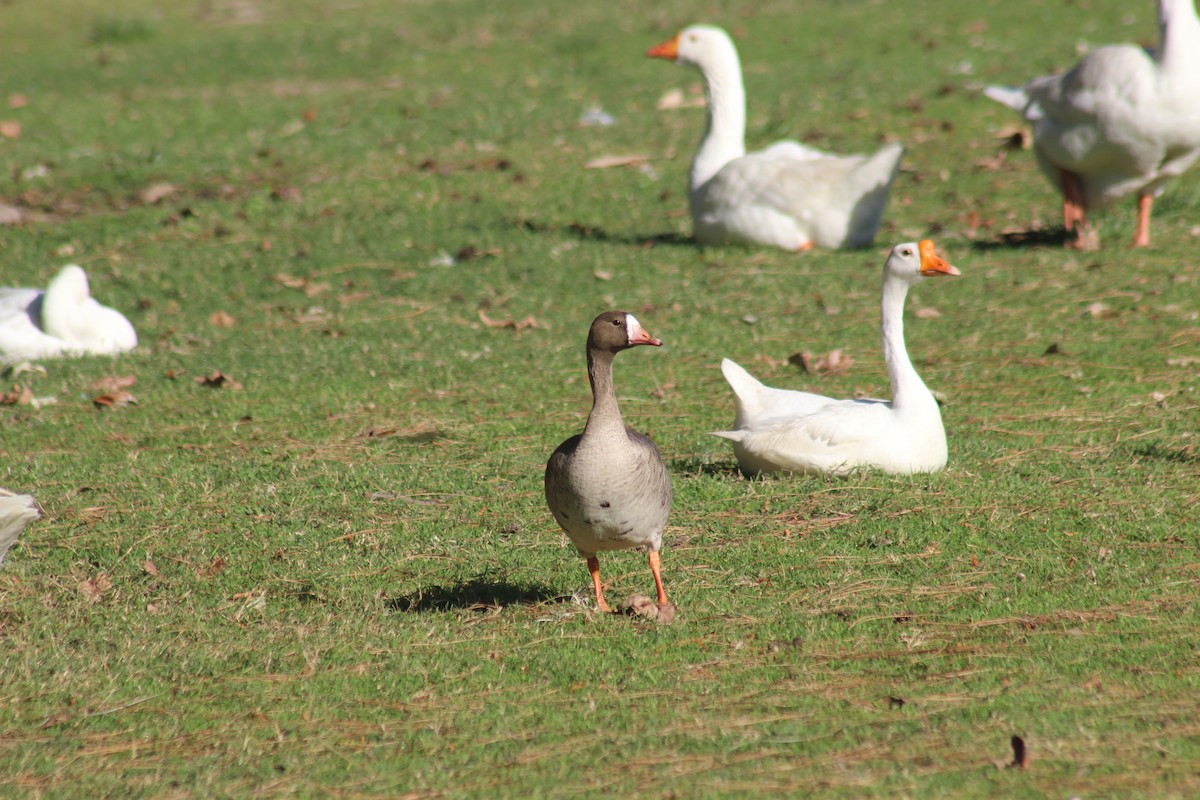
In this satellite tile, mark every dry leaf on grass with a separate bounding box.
[140,182,178,204]
[0,385,33,405]
[93,390,138,409]
[584,154,648,169]
[195,371,243,390]
[1009,735,1029,769]
[789,348,854,376]
[209,310,236,328]
[914,307,941,319]
[478,310,546,331]
[8,94,27,109]
[273,273,331,297]
[1085,302,1116,319]
[656,87,707,110]
[197,556,227,579]
[91,375,136,393]
[0,121,20,139]
[78,573,112,604]
[617,595,676,624]
[143,559,159,577]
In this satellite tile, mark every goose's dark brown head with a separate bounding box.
[587,311,662,354]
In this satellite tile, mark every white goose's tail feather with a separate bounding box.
[983,85,1029,113]
[841,142,904,248]
[719,358,769,429]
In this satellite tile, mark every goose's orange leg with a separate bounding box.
[648,551,668,606]
[1059,168,1086,232]
[1133,193,1152,247]
[587,556,611,613]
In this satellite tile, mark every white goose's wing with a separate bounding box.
[715,399,893,475]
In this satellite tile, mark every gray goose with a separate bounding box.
[545,311,672,613]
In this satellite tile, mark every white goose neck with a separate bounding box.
[879,275,929,413]
[1157,0,1200,76]
[690,45,746,190]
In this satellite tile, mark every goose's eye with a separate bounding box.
[901,248,912,257]
[612,319,622,326]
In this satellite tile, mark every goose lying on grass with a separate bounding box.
[0,265,137,365]
[714,241,959,476]
[647,24,903,251]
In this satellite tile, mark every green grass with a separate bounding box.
[2,0,1199,796]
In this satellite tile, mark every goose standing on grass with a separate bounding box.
[714,241,960,476]
[0,490,38,567]
[0,265,137,365]
[984,0,1200,248]
[545,311,673,615]
[647,24,904,251]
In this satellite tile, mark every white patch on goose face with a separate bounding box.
[625,313,643,341]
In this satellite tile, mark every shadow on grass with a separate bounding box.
[668,456,744,478]
[1130,443,1200,464]
[509,216,694,248]
[387,578,564,613]
[969,228,1074,250]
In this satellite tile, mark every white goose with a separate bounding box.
[647,24,904,251]
[714,241,959,476]
[0,489,38,567]
[0,265,137,365]
[984,0,1200,247]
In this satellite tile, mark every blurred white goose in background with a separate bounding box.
[0,490,38,567]
[647,24,903,251]
[714,241,959,476]
[0,265,137,365]
[984,0,1200,247]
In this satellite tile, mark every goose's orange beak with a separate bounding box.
[918,239,961,277]
[646,35,680,61]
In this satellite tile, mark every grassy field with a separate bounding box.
[2,0,1198,796]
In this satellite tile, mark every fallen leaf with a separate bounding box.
[789,349,854,376]
[1009,735,1028,769]
[195,371,243,390]
[593,270,613,281]
[651,382,677,399]
[584,154,648,169]
[1167,356,1200,366]
[888,696,906,709]
[209,310,236,328]
[1085,302,1116,319]
[78,573,112,604]
[0,385,33,405]
[8,94,28,109]
[92,390,138,409]
[91,374,136,393]
[997,125,1030,149]
[656,87,706,110]
[914,307,941,319]
[617,595,676,624]
[478,310,546,331]
[143,559,159,577]
[197,556,228,579]
[0,121,20,139]
[140,182,178,204]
